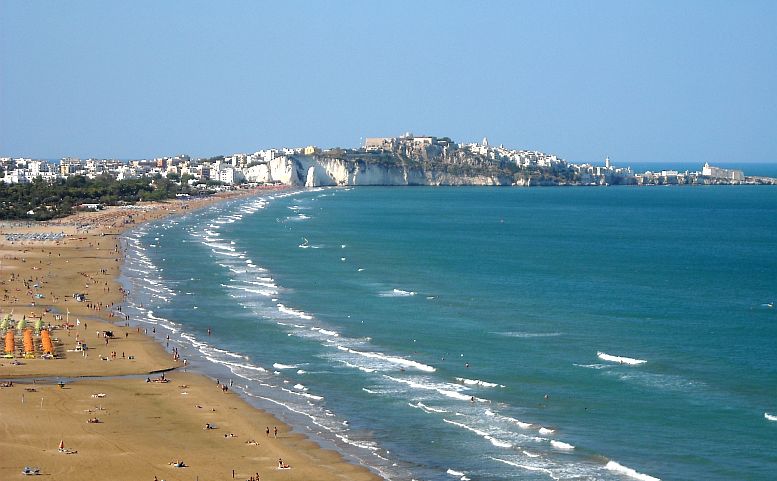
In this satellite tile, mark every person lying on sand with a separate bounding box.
[277,458,290,469]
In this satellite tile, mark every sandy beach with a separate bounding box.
[0,191,379,481]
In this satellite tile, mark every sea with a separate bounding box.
[118,182,777,481]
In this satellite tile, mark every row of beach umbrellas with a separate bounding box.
[3,327,54,355]
[1,313,55,356]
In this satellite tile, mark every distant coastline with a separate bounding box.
[3,134,776,192]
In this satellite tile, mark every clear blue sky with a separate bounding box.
[1,1,775,163]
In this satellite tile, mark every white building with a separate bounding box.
[218,167,244,184]
[702,163,744,181]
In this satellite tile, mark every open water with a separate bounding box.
[119,184,777,481]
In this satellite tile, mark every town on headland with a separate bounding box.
[5,133,774,189]
[2,133,775,219]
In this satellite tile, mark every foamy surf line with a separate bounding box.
[455,377,504,388]
[597,351,647,365]
[489,457,558,480]
[379,288,416,297]
[605,461,661,481]
[338,346,436,372]
[446,468,470,480]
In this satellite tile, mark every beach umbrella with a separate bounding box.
[23,329,34,354]
[58,440,64,450]
[4,331,14,354]
[34,319,43,332]
[40,329,54,355]
[0,318,7,331]
[16,319,25,332]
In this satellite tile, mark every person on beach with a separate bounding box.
[266,426,270,437]
[274,426,278,438]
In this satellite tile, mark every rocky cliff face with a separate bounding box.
[245,156,511,186]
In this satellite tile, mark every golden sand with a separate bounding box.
[0,191,380,481]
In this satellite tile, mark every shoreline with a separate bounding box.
[0,188,381,481]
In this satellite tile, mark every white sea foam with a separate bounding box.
[311,327,340,337]
[538,427,555,435]
[222,284,276,297]
[409,401,448,414]
[446,469,466,478]
[550,440,574,450]
[379,289,416,297]
[443,419,512,448]
[597,351,646,365]
[277,304,313,320]
[605,461,661,481]
[335,434,379,451]
[203,241,235,252]
[340,360,376,373]
[386,375,475,401]
[490,458,558,480]
[273,363,298,370]
[765,412,777,421]
[218,359,268,373]
[574,363,610,370]
[455,377,503,388]
[339,346,436,372]
[496,331,563,338]
[500,414,532,429]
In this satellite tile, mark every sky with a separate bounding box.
[1,1,776,164]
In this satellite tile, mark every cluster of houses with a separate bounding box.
[0,149,301,187]
[1,135,767,187]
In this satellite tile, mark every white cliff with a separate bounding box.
[245,155,511,186]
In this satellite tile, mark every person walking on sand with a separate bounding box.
[266,426,270,437]
[274,426,278,438]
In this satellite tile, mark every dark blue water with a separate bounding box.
[120,185,777,481]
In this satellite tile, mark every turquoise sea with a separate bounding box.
[120,184,777,481]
